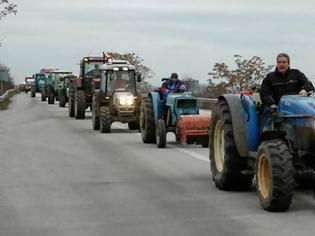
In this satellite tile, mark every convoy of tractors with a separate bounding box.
[28,52,314,212]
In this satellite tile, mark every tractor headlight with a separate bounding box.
[119,95,134,106]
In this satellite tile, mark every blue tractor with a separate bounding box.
[209,93,315,211]
[140,82,209,148]
[31,73,46,98]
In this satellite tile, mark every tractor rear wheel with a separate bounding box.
[156,119,166,148]
[209,100,253,190]
[68,88,75,117]
[100,106,111,133]
[92,95,100,130]
[75,90,86,119]
[140,97,156,143]
[128,121,140,130]
[256,140,294,212]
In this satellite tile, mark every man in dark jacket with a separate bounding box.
[260,53,314,108]
[160,73,186,95]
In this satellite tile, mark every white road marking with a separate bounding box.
[172,146,210,163]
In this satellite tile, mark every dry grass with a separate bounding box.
[0,90,19,111]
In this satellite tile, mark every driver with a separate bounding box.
[110,72,126,91]
[160,73,186,95]
[260,53,314,108]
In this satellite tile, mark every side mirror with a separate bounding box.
[136,74,141,82]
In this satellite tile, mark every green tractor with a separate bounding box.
[57,74,76,107]
[39,68,56,102]
[91,59,141,133]
[46,70,73,105]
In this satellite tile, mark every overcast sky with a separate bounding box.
[0,0,315,85]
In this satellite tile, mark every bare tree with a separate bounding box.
[0,0,17,21]
[209,55,273,92]
[107,52,153,82]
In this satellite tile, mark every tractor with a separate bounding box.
[91,59,141,133]
[140,79,210,148]
[68,56,106,119]
[46,70,73,105]
[39,68,56,102]
[57,74,76,107]
[209,93,315,212]
[24,77,34,93]
[31,73,46,98]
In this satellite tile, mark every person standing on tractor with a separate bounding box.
[260,53,314,108]
[160,73,186,95]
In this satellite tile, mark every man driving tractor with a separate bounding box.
[160,73,186,95]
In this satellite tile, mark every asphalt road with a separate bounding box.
[0,93,314,236]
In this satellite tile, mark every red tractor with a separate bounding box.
[68,56,108,119]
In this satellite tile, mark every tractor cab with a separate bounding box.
[100,60,138,95]
[80,57,104,92]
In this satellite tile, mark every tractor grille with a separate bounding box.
[119,107,134,112]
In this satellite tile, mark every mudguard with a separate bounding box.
[218,94,259,157]
[149,92,165,121]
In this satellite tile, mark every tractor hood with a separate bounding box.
[165,93,197,107]
[278,95,315,116]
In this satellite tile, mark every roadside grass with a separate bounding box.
[0,90,19,111]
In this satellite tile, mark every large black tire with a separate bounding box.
[59,95,66,107]
[31,87,36,97]
[209,100,253,190]
[256,140,295,212]
[156,119,166,148]
[75,90,86,119]
[92,95,100,130]
[55,92,59,101]
[100,106,112,133]
[140,97,156,143]
[68,88,75,117]
[48,91,54,105]
[128,121,140,130]
[41,88,46,102]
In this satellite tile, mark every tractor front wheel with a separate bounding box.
[140,97,156,143]
[156,119,166,148]
[256,140,295,212]
[92,95,100,130]
[48,91,54,104]
[209,100,253,190]
[100,106,111,133]
[59,95,66,107]
[41,88,46,102]
[75,90,86,119]
[31,87,36,97]
[68,88,75,117]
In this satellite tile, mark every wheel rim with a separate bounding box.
[213,120,225,173]
[257,153,271,199]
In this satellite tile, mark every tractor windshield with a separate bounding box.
[35,74,46,87]
[101,70,136,95]
[84,62,103,78]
